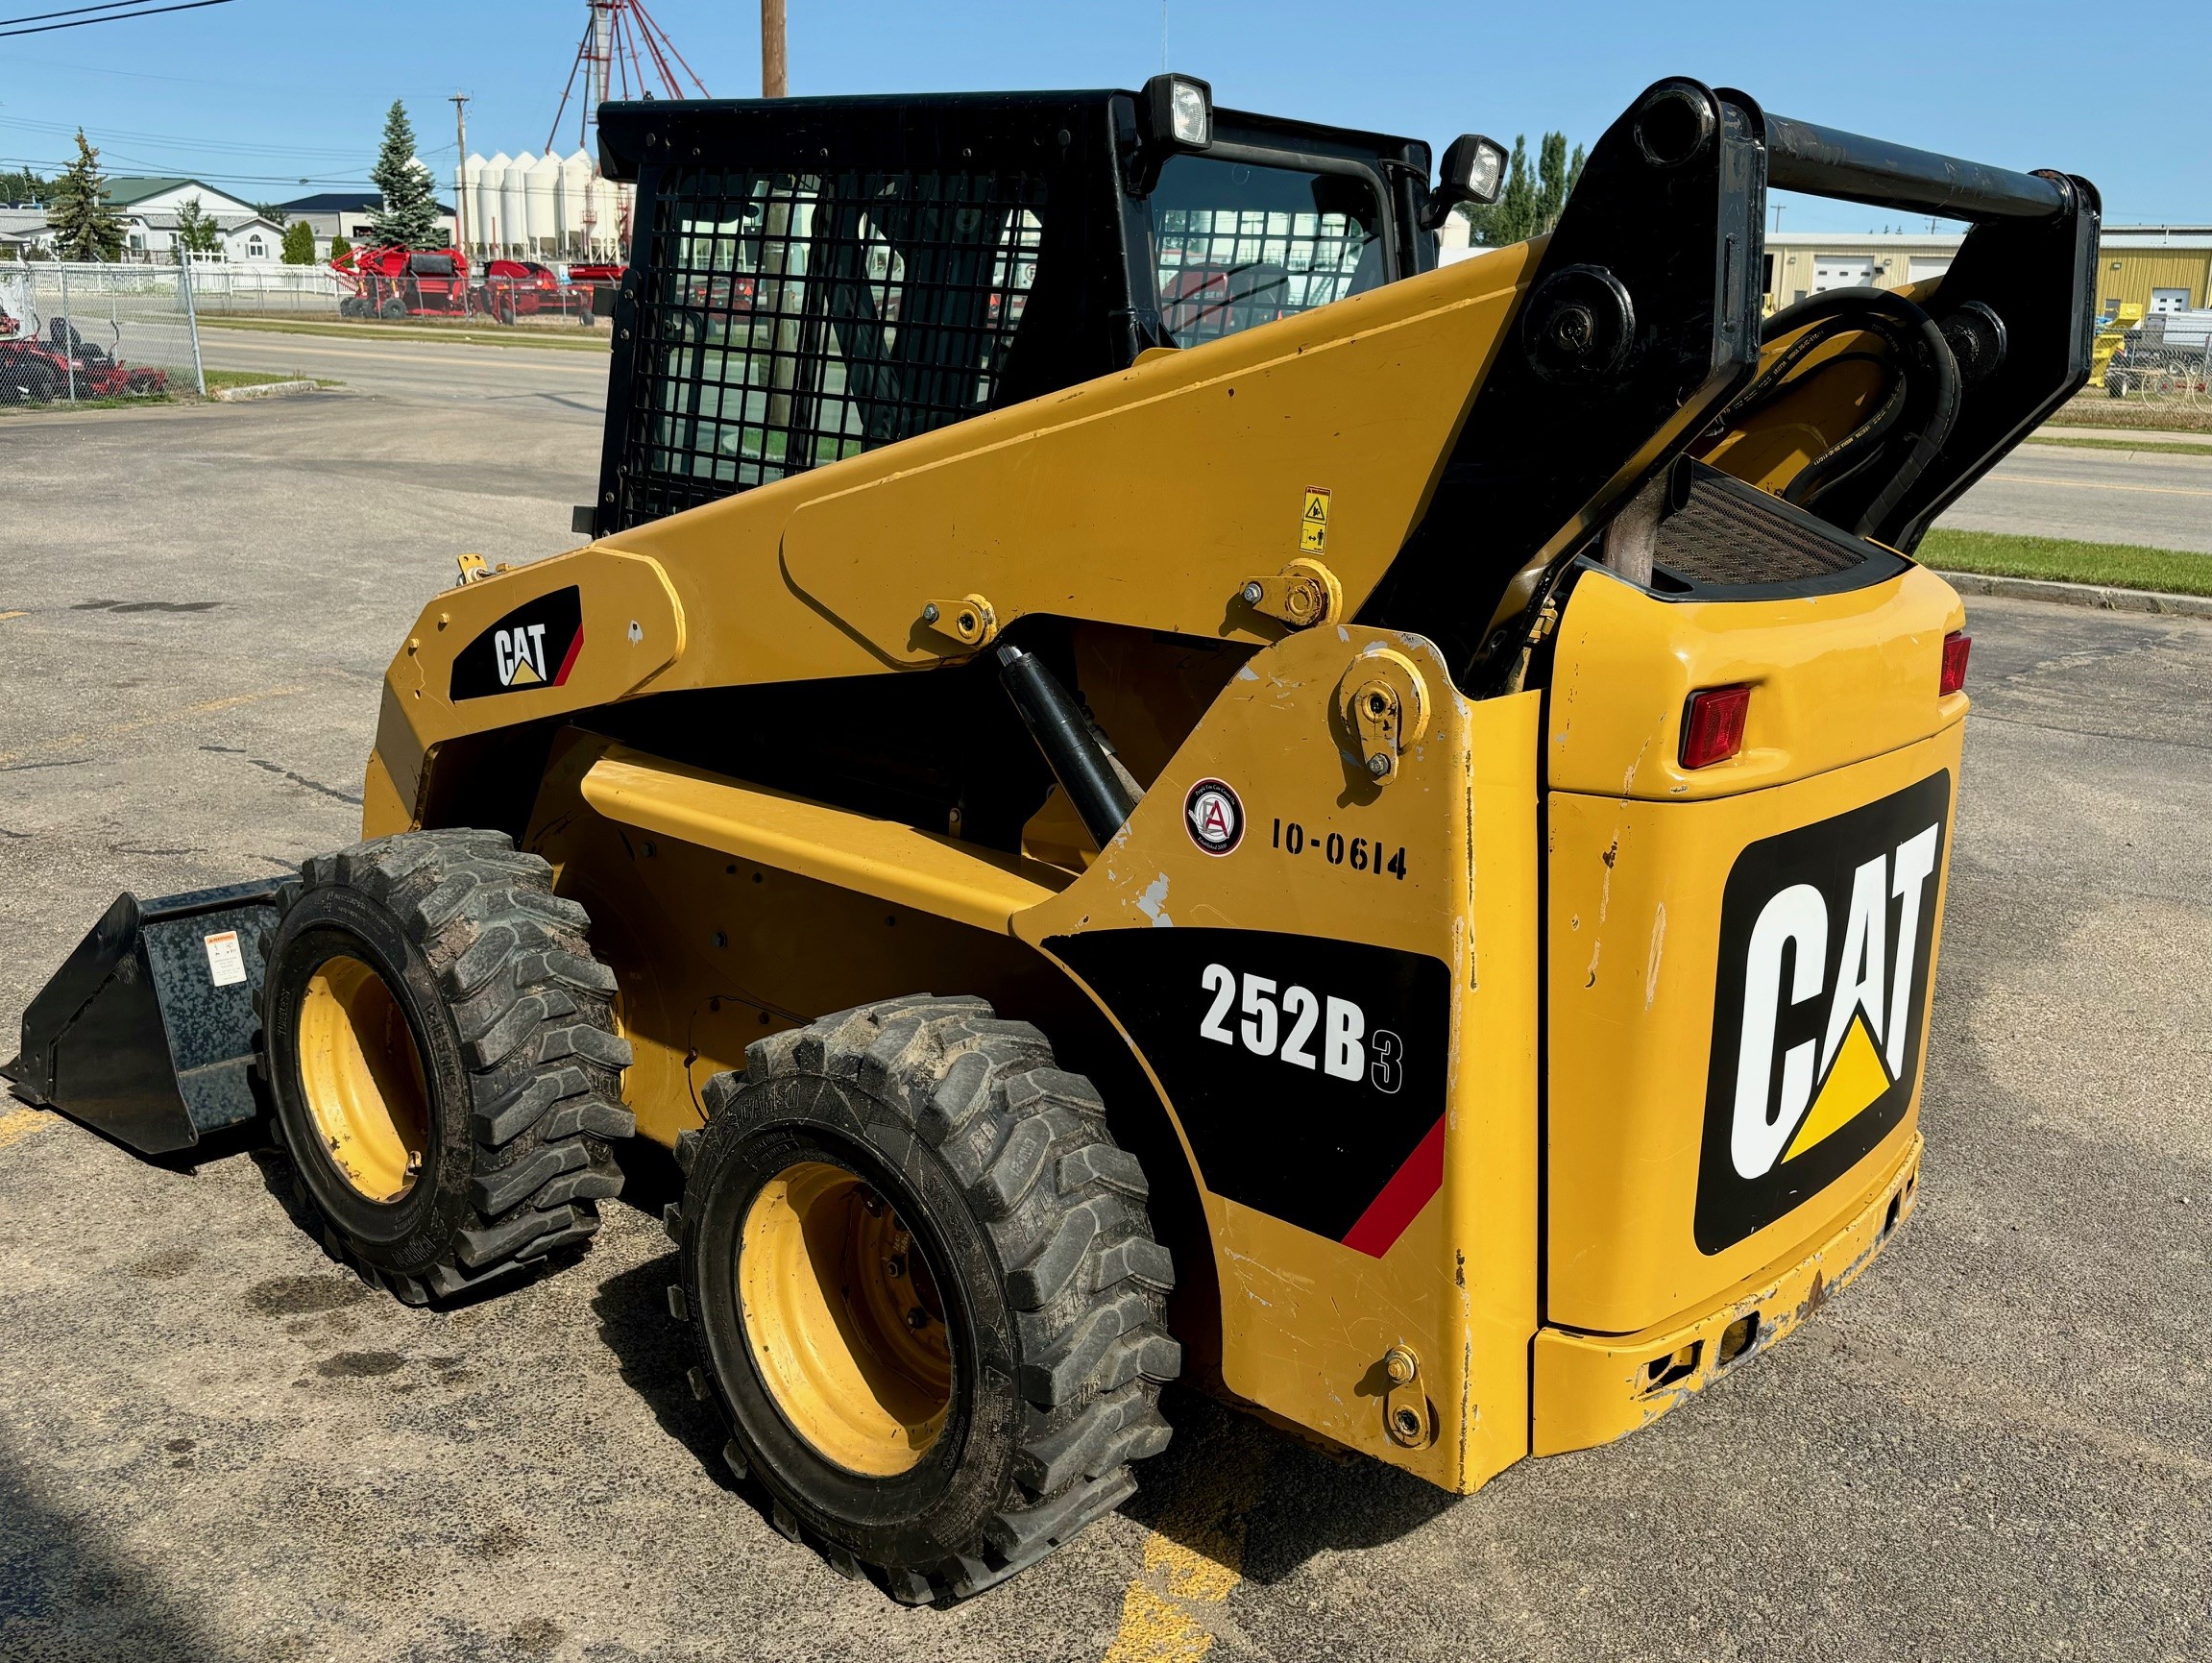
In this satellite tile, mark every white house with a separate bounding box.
[106,178,286,260]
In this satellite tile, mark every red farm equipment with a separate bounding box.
[335,247,474,320]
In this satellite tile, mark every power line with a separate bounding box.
[0,0,232,39]
[0,0,187,26]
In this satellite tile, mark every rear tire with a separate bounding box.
[257,829,634,1304]
[670,996,1179,1602]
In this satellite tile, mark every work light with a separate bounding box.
[1142,73,1214,152]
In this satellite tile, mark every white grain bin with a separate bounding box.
[525,151,562,253]
[500,152,535,259]
[475,153,511,256]
[558,150,596,255]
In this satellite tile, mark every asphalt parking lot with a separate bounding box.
[3,361,2210,1662]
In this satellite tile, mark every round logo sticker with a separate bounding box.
[1184,778,1244,856]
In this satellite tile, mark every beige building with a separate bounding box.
[1761,226,2212,317]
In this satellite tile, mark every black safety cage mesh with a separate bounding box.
[617,165,1048,523]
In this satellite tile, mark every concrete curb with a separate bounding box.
[1936,569,2212,621]
[210,379,320,403]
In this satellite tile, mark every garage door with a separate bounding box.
[1908,257,1953,282]
[2151,288,2193,314]
[1813,257,1875,292]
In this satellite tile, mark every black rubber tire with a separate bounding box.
[379,298,406,320]
[257,829,634,1305]
[670,996,1180,1603]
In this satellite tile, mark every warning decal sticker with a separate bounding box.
[1299,487,1330,555]
[203,930,247,988]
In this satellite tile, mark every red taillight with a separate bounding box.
[1681,684,1751,770]
[1939,630,1972,697]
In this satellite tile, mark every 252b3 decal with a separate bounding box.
[1197,965,1402,1091]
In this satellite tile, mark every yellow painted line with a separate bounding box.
[1989,473,2212,498]
[0,684,307,768]
[0,1109,53,1154]
[1100,1431,1268,1663]
[0,610,26,622]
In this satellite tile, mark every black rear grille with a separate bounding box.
[1655,468,1874,588]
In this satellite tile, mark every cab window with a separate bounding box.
[1140,154,1385,347]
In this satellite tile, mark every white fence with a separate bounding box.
[1,260,204,403]
[180,257,344,316]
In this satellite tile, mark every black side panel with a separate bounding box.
[4,880,284,1155]
[1358,79,1765,684]
[1047,927,1449,1244]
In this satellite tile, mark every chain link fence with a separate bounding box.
[1,260,204,404]
[2101,315,2212,412]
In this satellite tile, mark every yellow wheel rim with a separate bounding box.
[739,1162,953,1477]
[296,955,431,1204]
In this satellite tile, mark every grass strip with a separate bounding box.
[2051,396,2212,435]
[202,369,341,391]
[199,315,610,354]
[2024,434,2212,458]
[1917,529,2212,598]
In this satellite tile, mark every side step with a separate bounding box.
[2,877,288,1155]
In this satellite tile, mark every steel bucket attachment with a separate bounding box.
[3,877,288,1156]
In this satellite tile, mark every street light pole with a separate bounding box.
[762,0,787,97]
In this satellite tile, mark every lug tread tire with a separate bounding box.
[259,829,635,1302]
[675,994,1179,1603]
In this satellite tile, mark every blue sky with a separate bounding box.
[0,0,2200,229]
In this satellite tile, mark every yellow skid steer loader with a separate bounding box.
[8,75,2097,1602]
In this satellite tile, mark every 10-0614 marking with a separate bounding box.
[1271,818,1408,880]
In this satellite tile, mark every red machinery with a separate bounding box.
[476,258,603,328]
[0,316,167,404]
[334,247,474,320]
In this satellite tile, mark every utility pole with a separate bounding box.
[1772,203,1786,233]
[450,92,471,257]
[762,0,787,96]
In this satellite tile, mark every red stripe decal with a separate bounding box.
[1339,1113,1446,1259]
[552,623,585,687]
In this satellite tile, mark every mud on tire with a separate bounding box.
[257,828,634,1305]
[669,995,1181,1603]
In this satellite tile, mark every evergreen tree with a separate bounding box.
[367,100,441,249]
[47,130,123,262]
[280,219,317,264]
[329,232,352,265]
[174,195,223,257]
[0,165,50,206]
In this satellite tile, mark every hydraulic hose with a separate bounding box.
[1728,287,1963,538]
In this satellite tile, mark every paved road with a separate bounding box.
[198,324,611,424]
[4,379,2211,1663]
[1938,441,2212,552]
[191,326,2212,554]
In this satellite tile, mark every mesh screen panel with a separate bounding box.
[1656,471,1870,586]
[620,166,1047,523]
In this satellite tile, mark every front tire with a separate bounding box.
[258,829,634,1304]
[670,996,1180,1602]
